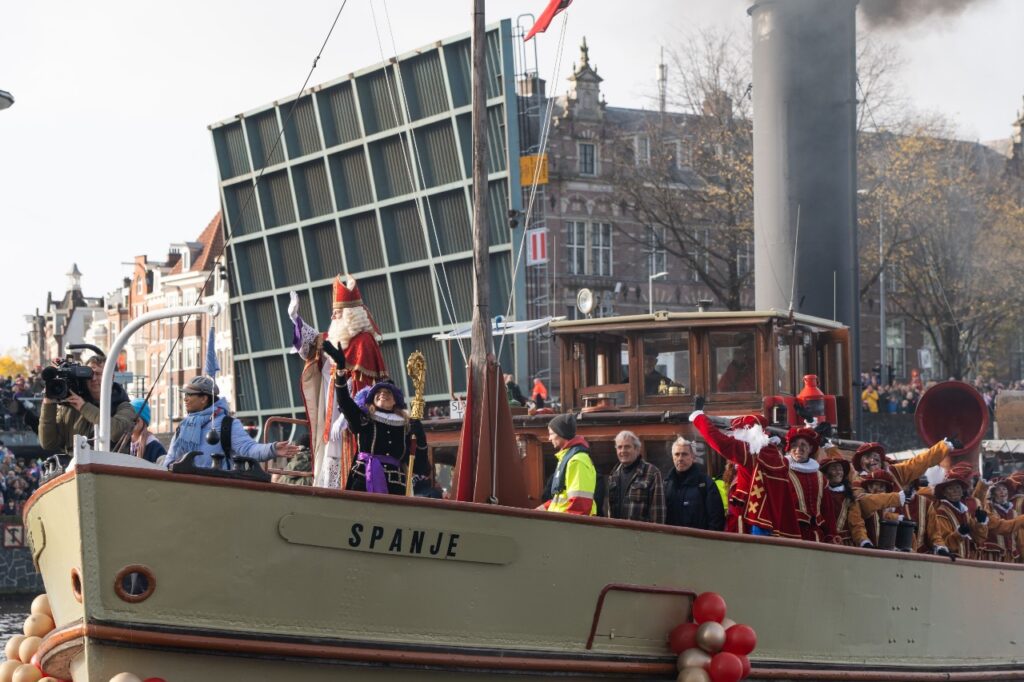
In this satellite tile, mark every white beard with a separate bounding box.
[732,424,770,455]
[327,317,352,350]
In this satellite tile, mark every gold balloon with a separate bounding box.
[108,674,143,682]
[29,596,51,620]
[721,617,737,630]
[0,660,22,682]
[677,666,712,682]
[695,621,726,653]
[16,637,40,667]
[4,636,25,663]
[677,647,712,670]
[12,664,42,682]
[22,615,54,638]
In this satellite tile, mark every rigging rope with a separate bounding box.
[495,13,569,362]
[371,0,469,365]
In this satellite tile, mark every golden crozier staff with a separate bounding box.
[405,350,427,496]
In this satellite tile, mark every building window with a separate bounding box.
[591,222,612,276]
[647,225,667,275]
[182,337,198,370]
[567,221,587,275]
[737,239,752,278]
[635,136,650,166]
[578,142,596,176]
[566,221,613,276]
[886,319,906,381]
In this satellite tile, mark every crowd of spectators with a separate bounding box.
[0,441,41,516]
[860,372,1024,416]
[860,376,924,414]
[0,371,44,431]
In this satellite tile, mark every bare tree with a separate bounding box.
[868,129,1024,379]
[606,28,754,310]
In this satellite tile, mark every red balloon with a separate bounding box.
[723,624,757,656]
[737,654,752,679]
[668,622,700,654]
[707,651,744,682]
[692,592,728,624]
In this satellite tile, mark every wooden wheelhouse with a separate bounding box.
[424,310,853,506]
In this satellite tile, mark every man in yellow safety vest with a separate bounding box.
[541,413,597,515]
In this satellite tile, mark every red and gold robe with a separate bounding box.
[692,414,801,538]
[788,462,828,542]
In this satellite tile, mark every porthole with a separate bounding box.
[71,568,83,603]
[113,564,156,603]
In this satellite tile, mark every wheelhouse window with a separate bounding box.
[643,332,691,397]
[710,330,757,393]
[776,334,793,395]
[574,334,629,408]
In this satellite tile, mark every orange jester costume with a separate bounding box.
[927,464,988,559]
[690,410,801,538]
[819,454,871,547]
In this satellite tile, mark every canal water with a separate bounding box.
[0,596,34,661]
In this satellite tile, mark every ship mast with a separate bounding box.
[469,0,491,460]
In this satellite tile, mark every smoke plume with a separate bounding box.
[859,0,993,28]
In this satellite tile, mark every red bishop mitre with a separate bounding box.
[730,414,769,431]
[333,275,363,310]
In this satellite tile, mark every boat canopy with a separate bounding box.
[433,316,564,341]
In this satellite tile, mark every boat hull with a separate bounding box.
[24,453,1024,680]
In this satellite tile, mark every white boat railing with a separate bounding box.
[97,302,222,453]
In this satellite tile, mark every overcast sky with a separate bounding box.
[1,0,1021,358]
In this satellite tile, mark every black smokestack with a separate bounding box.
[860,0,993,28]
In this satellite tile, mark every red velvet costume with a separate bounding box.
[691,413,801,538]
[785,427,830,542]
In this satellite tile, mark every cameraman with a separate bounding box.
[38,355,135,455]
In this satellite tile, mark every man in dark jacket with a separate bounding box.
[664,437,725,531]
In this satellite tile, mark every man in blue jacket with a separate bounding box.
[164,376,300,469]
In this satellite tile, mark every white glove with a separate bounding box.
[288,291,300,321]
[329,414,347,442]
[942,437,954,450]
[768,435,781,446]
[688,410,704,423]
[898,490,906,506]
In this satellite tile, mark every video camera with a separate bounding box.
[41,344,106,402]
[41,361,93,401]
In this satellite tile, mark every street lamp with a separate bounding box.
[0,90,14,111]
[858,187,885,383]
[648,271,668,315]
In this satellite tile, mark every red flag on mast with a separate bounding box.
[524,0,573,41]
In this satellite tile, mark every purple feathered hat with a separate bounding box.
[354,380,406,411]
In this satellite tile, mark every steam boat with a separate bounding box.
[19,0,1023,678]
[22,307,1024,681]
